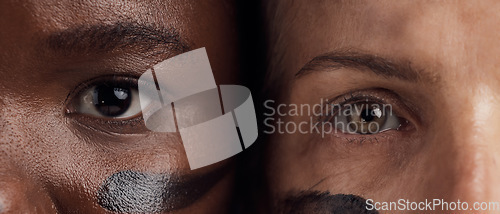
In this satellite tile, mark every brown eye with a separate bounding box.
[333,102,400,134]
[70,78,151,119]
[93,85,132,117]
[347,104,387,134]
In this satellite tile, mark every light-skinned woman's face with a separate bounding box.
[0,0,239,213]
[265,1,500,213]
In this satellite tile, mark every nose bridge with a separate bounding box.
[440,85,500,203]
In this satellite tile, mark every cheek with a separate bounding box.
[10,106,182,211]
[17,113,108,212]
[2,74,234,212]
[0,104,87,212]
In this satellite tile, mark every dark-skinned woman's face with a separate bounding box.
[264,1,500,213]
[0,0,239,213]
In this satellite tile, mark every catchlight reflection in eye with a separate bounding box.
[75,82,150,119]
[333,103,401,134]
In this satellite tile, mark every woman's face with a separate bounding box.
[0,0,239,213]
[265,1,500,213]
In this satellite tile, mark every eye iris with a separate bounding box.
[93,85,132,117]
[348,105,387,134]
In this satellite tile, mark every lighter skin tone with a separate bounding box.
[0,0,239,213]
[265,1,500,213]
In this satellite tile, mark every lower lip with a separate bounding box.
[97,165,229,213]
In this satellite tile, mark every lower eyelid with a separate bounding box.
[67,112,150,135]
[312,130,420,169]
[322,128,405,146]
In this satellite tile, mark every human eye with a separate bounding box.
[64,75,156,136]
[323,89,415,136]
[67,75,148,120]
[333,101,401,134]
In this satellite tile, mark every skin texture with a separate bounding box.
[0,0,239,213]
[264,0,500,213]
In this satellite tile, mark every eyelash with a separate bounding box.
[321,94,388,122]
[71,75,138,94]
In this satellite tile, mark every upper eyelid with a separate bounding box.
[318,89,407,119]
[319,96,388,123]
[64,75,139,106]
[323,92,389,113]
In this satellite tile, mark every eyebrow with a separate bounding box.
[296,51,423,82]
[43,22,189,55]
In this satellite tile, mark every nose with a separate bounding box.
[426,85,500,213]
[0,160,57,213]
[453,86,500,201]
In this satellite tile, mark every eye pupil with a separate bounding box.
[361,109,375,122]
[93,85,132,117]
[346,105,388,134]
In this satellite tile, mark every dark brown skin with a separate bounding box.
[265,1,500,213]
[0,0,239,213]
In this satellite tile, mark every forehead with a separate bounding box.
[268,0,500,84]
